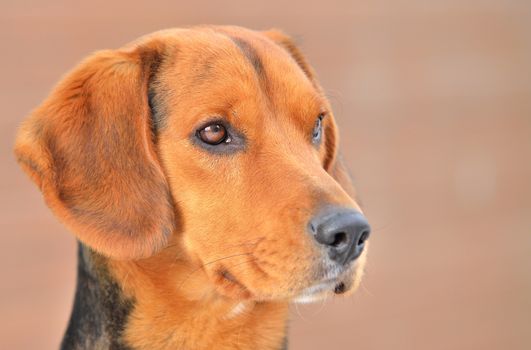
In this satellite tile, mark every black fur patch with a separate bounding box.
[148,82,165,138]
[144,49,167,139]
[60,243,133,350]
[229,36,265,77]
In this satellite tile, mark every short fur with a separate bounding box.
[15,26,369,350]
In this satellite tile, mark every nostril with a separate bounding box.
[357,230,370,247]
[331,232,347,247]
[309,208,371,264]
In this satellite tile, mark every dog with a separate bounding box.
[14,26,371,350]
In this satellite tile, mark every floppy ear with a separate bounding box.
[14,40,175,259]
[263,29,357,198]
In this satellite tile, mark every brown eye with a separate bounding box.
[197,123,228,145]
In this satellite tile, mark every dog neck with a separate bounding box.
[61,243,289,350]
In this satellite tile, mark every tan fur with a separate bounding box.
[15,26,369,349]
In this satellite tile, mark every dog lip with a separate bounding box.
[214,268,253,299]
[292,280,336,303]
[221,269,238,283]
[293,259,358,302]
[293,274,352,303]
[297,278,337,296]
[333,281,346,294]
[321,255,358,278]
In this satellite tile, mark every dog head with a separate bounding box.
[15,26,370,302]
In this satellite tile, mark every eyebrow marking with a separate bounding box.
[228,36,264,77]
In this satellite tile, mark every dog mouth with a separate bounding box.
[209,252,361,301]
[292,278,351,303]
[292,261,358,303]
[216,268,350,302]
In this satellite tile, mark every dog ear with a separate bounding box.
[263,29,357,198]
[14,40,176,259]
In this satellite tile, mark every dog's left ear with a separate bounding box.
[263,29,357,198]
[14,39,176,259]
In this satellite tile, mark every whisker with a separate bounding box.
[313,294,328,315]
[360,280,373,297]
[293,302,312,323]
[222,257,261,275]
[221,237,265,249]
[163,243,179,249]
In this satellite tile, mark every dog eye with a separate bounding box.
[197,123,229,145]
[312,114,324,143]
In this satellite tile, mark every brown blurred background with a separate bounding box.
[2,1,530,349]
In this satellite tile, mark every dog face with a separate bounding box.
[15,26,370,302]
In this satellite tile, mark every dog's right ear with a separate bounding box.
[14,40,176,259]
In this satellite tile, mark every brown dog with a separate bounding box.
[15,26,371,350]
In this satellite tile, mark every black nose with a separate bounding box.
[309,207,371,264]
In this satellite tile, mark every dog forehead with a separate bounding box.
[165,29,322,113]
[154,27,312,92]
